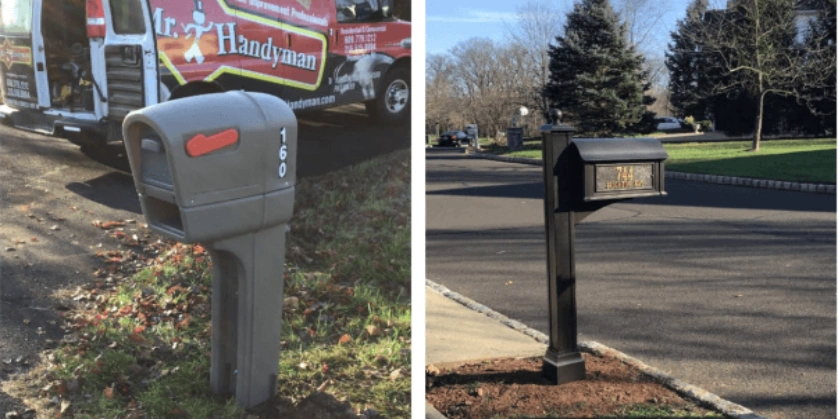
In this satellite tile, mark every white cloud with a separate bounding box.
[427,8,512,24]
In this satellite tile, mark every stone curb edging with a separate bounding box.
[467,151,836,195]
[425,278,768,419]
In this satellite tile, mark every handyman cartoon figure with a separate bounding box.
[182,0,214,64]
[353,54,376,100]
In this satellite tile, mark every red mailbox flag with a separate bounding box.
[186,128,239,157]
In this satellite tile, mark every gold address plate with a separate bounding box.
[595,163,654,192]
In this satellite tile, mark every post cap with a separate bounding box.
[549,109,562,124]
[541,108,575,133]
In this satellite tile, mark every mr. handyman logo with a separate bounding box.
[0,38,32,70]
[182,0,214,64]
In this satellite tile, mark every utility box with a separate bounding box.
[566,138,667,203]
[122,91,297,408]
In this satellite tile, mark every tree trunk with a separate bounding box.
[752,2,762,152]
[753,90,766,151]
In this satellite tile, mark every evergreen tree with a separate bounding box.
[665,0,710,120]
[543,0,654,136]
[803,0,836,134]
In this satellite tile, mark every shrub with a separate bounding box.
[684,116,696,126]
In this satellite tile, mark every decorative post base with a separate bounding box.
[542,348,586,385]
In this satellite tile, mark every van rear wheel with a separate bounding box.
[366,67,409,124]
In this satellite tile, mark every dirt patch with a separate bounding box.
[426,354,723,418]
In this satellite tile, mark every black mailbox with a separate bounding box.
[567,137,667,202]
[539,111,668,386]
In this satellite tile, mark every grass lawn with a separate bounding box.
[485,138,836,184]
[5,150,411,418]
[664,139,835,184]
[482,138,543,159]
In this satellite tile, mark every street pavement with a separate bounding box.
[0,105,407,415]
[426,150,836,419]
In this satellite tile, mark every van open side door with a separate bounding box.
[0,0,51,111]
[99,0,158,122]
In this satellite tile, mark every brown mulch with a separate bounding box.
[426,354,721,419]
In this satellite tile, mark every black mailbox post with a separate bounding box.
[540,111,667,384]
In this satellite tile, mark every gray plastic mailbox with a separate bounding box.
[122,90,297,408]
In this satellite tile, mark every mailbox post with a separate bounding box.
[121,91,297,408]
[540,110,667,384]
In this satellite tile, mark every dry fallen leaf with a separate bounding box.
[93,220,126,230]
[365,325,381,337]
[338,334,351,344]
[103,387,114,399]
[60,400,71,415]
[316,380,331,392]
[284,296,299,311]
[389,368,402,381]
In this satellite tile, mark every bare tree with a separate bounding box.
[503,0,565,117]
[613,0,670,54]
[426,53,457,135]
[687,0,834,150]
[446,38,529,140]
[614,0,674,117]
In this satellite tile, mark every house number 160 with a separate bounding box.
[279,127,288,178]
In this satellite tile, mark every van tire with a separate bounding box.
[367,67,409,124]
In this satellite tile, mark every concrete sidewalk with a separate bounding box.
[425,288,545,366]
[424,281,767,419]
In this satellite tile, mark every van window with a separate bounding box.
[0,0,33,34]
[109,0,144,34]
[336,0,394,23]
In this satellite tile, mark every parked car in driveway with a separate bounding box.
[655,117,683,131]
[437,131,471,147]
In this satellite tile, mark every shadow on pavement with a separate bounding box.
[427,176,835,213]
[79,144,131,173]
[65,172,142,214]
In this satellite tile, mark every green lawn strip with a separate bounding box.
[664,139,835,184]
[481,139,543,159]
[485,138,836,184]
[9,150,411,418]
[603,404,726,418]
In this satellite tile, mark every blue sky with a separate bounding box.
[426,0,726,57]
